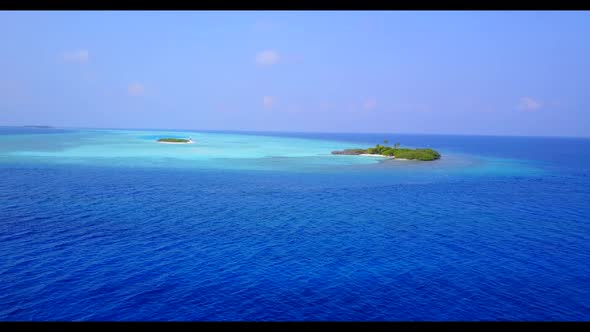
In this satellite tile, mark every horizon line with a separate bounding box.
[3,124,589,140]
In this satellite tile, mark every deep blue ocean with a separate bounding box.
[1,127,589,321]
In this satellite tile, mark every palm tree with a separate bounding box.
[394,143,400,150]
[384,139,389,145]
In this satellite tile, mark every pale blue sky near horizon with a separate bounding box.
[1,11,589,136]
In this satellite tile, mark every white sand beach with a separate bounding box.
[157,141,195,145]
[360,153,394,159]
[358,154,412,160]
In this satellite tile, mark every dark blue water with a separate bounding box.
[1,129,589,321]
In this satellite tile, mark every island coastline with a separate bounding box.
[359,153,394,159]
[157,141,194,145]
[157,137,194,144]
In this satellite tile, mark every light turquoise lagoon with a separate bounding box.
[0,128,542,179]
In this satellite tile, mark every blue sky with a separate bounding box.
[1,11,589,136]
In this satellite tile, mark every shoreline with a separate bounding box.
[157,141,194,145]
[358,154,410,161]
[359,153,394,159]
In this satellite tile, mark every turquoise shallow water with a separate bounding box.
[0,127,541,177]
[3,128,377,170]
[1,127,588,321]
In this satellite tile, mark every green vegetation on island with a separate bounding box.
[332,141,441,161]
[157,137,192,143]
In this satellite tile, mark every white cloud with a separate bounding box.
[363,98,377,111]
[62,49,89,63]
[519,97,542,112]
[263,95,275,109]
[255,50,280,66]
[128,83,145,97]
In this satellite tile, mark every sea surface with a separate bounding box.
[0,127,589,321]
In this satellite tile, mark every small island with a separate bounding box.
[332,142,441,161]
[23,125,53,128]
[157,137,194,144]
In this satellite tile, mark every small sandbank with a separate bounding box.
[157,141,194,145]
[157,137,194,144]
